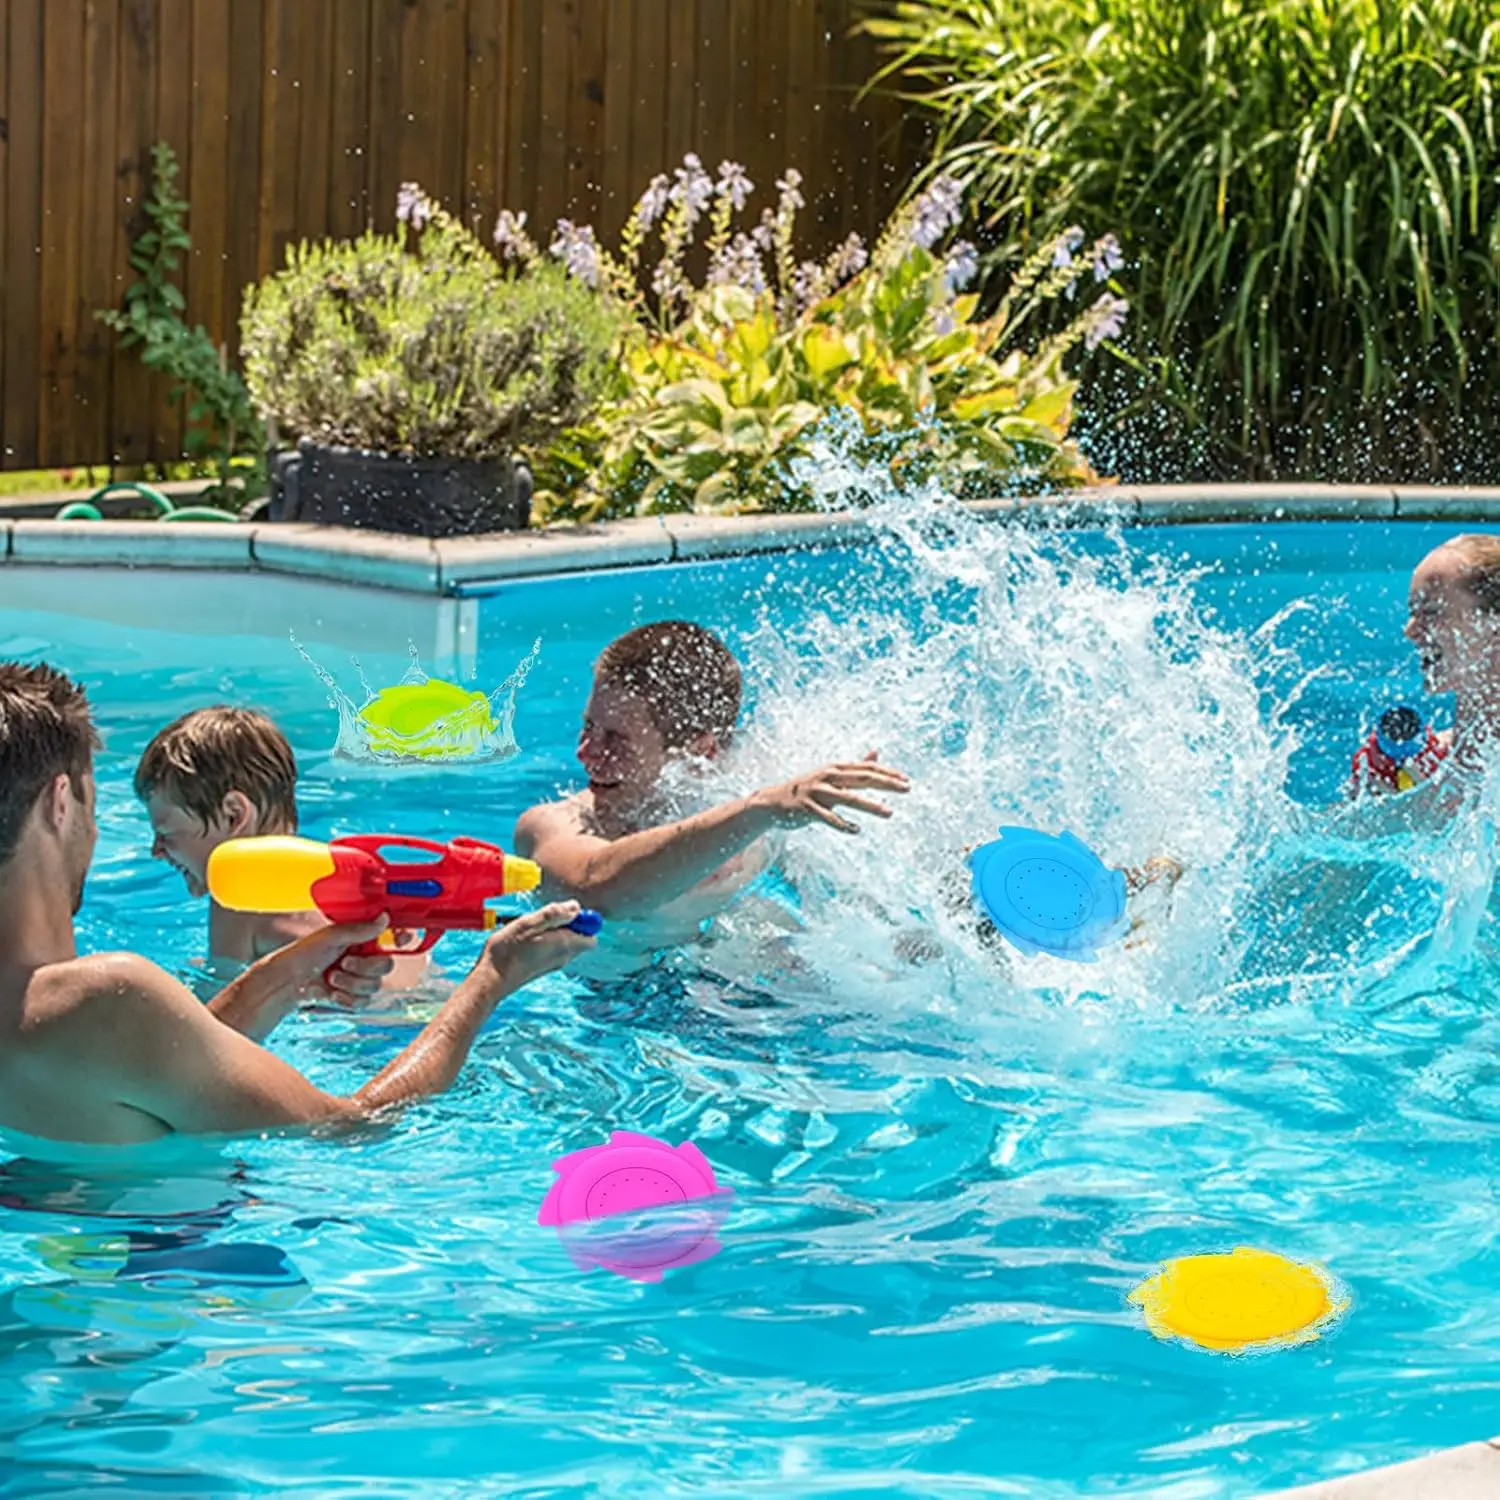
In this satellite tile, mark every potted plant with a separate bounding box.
[240,185,625,536]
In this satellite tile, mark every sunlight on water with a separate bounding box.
[294,636,540,765]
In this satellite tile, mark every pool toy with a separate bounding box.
[968,827,1129,961]
[538,1131,732,1283]
[1130,1246,1347,1354]
[1350,703,1449,794]
[358,679,496,760]
[207,834,604,962]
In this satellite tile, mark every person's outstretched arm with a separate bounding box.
[60,904,592,1138]
[515,757,910,918]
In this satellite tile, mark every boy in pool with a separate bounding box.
[514,621,911,971]
[136,706,426,989]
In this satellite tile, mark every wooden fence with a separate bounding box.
[0,0,926,471]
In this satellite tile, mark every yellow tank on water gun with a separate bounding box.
[207,834,603,960]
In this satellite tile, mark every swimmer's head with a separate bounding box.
[1407,535,1500,700]
[580,623,742,809]
[135,707,298,898]
[0,662,100,916]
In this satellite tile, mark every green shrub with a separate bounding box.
[512,160,1121,520]
[240,187,627,461]
[98,142,264,493]
[868,0,1500,481]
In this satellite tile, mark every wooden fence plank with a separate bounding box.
[535,0,571,235]
[598,0,635,238]
[365,0,405,236]
[463,0,506,235]
[629,0,665,195]
[152,0,193,458]
[1,0,41,467]
[38,0,86,469]
[255,0,300,279]
[292,0,333,246]
[76,0,121,469]
[221,0,263,364]
[188,0,231,352]
[0,0,10,450]
[565,0,606,229]
[325,0,370,237]
[665,0,696,175]
[503,0,542,233]
[694,0,731,181]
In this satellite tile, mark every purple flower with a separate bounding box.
[775,170,806,216]
[933,308,957,336]
[396,182,432,229]
[707,232,767,294]
[909,175,964,251]
[1052,226,1086,270]
[1092,233,1125,282]
[1084,292,1130,350]
[828,233,868,284]
[492,209,530,259]
[716,161,754,212]
[635,174,671,231]
[942,240,979,294]
[670,153,715,216]
[550,220,602,288]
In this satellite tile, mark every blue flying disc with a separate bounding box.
[969,827,1129,962]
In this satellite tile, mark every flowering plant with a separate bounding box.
[506,160,1128,519]
[240,186,626,461]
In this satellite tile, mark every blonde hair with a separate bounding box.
[134,707,298,832]
[1442,534,1500,612]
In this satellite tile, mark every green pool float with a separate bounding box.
[358,680,496,760]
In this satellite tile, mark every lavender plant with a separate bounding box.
[240,186,626,462]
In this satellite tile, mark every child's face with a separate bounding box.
[576,681,672,812]
[144,791,232,897]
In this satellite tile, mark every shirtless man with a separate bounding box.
[513,622,910,963]
[0,662,593,1147]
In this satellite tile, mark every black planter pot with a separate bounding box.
[267,440,532,537]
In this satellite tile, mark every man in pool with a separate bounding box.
[0,661,594,1146]
[513,621,911,963]
[136,706,426,990]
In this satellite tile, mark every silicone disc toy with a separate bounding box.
[969,827,1129,961]
[358,680,494,759]
[1130,1247,1348,1354]
[537,1131,731,1283]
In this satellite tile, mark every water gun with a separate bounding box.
[1350,704,1449,795]
[207,835,603,968]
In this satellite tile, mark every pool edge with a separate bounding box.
[4,484,1500,595]
[1262,1437,1500,1498]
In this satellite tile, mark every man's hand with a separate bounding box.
[484,901,597,991]
[750,753,910,834]
[277,916,398,1003]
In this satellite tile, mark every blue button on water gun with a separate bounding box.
[968,827,1129,962]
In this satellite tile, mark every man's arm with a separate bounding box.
[515,758,910,919]
[71,905,592,1137]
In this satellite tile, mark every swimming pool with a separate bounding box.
[2,515,1495,1497]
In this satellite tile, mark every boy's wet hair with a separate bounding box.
[1443,534,1500,612]
[135,706,298,833]
[595,621,742,749]
[0,662,99,863]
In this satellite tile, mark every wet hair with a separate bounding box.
[594,621,742,749]
[134,706,298,832]
[0,662,99,863]
[1441,534,1500,612]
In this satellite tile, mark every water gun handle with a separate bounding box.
[324,927,446,992]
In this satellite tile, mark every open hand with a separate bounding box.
[484,901,597,991]
[752,751,910,834]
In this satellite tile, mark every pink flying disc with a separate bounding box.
[538,1131,731,1282]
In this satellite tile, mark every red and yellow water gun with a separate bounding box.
[207,834,602,960]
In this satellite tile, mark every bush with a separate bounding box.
[506,159,1122,520]
[240,187,627,461]
[868,0,1500,482]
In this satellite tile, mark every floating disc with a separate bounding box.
[969,827,1128,961]
[538,1131,731,1283]
[359,681,494,760]
[1130,1246,1347,1354]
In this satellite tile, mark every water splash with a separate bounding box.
[294,636,540,765]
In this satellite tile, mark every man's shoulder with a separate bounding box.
[515,791,594,846]
[27,951,171,1028]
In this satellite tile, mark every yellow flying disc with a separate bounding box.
[1129,1246,1347,1354]
[358,680,494,759]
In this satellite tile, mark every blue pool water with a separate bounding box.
[3,516,1497,1498]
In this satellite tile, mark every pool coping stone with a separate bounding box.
[1263,1438,1500,1498]
[7,484,1500,591]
